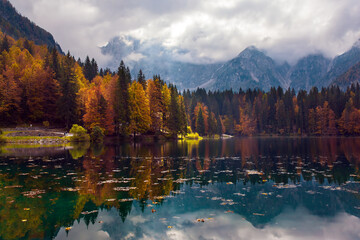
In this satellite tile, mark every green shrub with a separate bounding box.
[90,126,104,143]
[69,124,90,142]
[0,129,2,135]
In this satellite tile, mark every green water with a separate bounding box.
[1,137,360,240]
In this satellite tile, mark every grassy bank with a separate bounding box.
[2,135,70,143]
[0,129,70,143]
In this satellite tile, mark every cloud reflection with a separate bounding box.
[55,207,360,240]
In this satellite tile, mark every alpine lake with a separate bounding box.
[1,137,360,240]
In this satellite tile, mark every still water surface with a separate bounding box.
[1,137,360,240]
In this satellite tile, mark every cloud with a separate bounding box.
[9,0,360,66]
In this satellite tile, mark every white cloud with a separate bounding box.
[9,0,360,66]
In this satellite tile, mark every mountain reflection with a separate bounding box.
[0,137,360,239]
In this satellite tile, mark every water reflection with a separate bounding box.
[0,137,360,239]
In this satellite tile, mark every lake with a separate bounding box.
[1,137,360,240]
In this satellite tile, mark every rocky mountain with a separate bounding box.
[289,54,331,91]
[208,46,290,91]
[0,0,62,52]
[101,35,360,91]
[101,36,222,89]
[331,61,360,89]
[323,41,360,87]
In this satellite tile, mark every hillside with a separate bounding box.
[332,61,360,89]
[0,0,61,52]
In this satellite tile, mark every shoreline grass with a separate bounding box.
[3,135,70,143]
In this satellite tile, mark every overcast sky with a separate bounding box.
[9,0,360,66]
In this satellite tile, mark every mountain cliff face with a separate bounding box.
[101,36,222,89]
[289,54,331,91]
[102,36,360,91]
[323,41,360,87]
[209,46,290,91]
[0,0,62,52]
[331,61,360,89]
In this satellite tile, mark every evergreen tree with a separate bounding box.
[137,69,146,89]
[91,58,98,80]
[208,112,217,136]
[178,95,188,135]
[168,88,181,137]
[114,60,131,136]
[50,48,61,80]
[196,107,205,136]
[84,56,93,81]
[57,53,79,129]
[216,115,223,135]
[1,35,9,52]
[23,39,33,54]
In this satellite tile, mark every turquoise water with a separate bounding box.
[1,137,360,240]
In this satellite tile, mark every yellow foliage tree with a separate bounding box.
[129,81,151,136]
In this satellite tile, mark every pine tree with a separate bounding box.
[208,112,217,136]
[178,95,187,135]
[137,69,146,90]
[1,35,9,52]
[57,52,79,129]
[50,48,61,80]
[114,60,131,136]
[83,56,93,81]
[91,58,98,80]
[216,115,223,135]
[196,107,205,136]
[168,87,181,137]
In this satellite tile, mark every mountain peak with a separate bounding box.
[237,46,263,58]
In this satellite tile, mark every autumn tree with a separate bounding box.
[338,98,360,135]
[0,68,21,123]
[308,109,317,135]
[315,101,337,135]
[147,78,163,134]
[128,81,151,136]
[236,107,257,136]
[83,77,108,131]
[161,83,171,131]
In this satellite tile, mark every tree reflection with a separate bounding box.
[0,137,360,239]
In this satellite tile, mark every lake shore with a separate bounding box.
[0,128,70,144]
